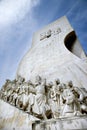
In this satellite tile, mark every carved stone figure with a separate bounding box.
[0,79,11,100]
[26,80,35,94]
[48,79,63,118]
[0,76,87,121]
[75,88,87,114]
[21,92,29,110]
[16,75,25,85]
[46,29,51,38]
[61,85,81,117]
[4,81,14,102]
[2,79,11,90]
[16,86,25,108]
[34,75,42,86]
[6,80,17,103]
[65,80,73,90]
[10,87,19,105]
[3,89,8,101]
[46,81,53,101]
[32,77,50,119]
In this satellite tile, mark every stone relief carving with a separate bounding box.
[61,86,81,117]
[32,76,51,119]
[0,75,87,120]
[48,79,62,118]
[40,28,61,41]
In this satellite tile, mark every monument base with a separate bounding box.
[0,99,39,130]
[32,116,87,130]
[0,99,87,130]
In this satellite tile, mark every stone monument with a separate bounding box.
[0,16,87,130]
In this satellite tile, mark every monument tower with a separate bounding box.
[0,16,87,130]
[17,16,87,88]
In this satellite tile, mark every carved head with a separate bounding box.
[58,84,63,91]
[11,79,17,84]
[6,79,11,83]
[35,75,41,85]
[47,81,53,88]
[63,89,75,104]
[27,80,33,85]
[68,80,73,88]
[17,75,25,84]
[55,78,60,85]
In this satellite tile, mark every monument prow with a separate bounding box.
[0,16,87,130]
[17,16,87,89]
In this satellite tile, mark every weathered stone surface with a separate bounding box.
[16,16,87,89]
[0,76,87,120]
[32,116,87,130]
[0,99,39,130]
[0,16,87,130]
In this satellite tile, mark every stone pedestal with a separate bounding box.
[32,116,87,130]
[0,99,39,130]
